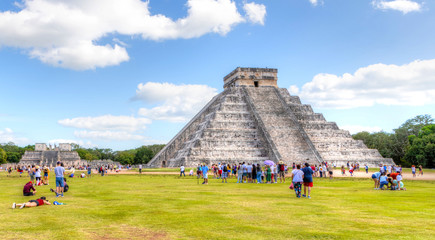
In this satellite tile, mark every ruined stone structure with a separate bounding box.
[19,143,86,167]
[147,67,394,168]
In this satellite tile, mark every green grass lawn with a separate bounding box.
[1,172,434,240]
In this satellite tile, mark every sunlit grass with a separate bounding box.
[1,171,434,239]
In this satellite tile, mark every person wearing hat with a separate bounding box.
[23,181,36,196]
[278,160,285,183]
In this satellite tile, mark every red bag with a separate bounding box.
[289,182,294,190]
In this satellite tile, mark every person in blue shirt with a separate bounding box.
[301,163,314,199]
[54,161,65,197]
[201,164,209,185]
[371,171,381,189]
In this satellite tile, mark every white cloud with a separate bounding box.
[47,139,96,148]
[289,59,435,109]
[309,0,323,6]
[372,0,422,14]
[243,2,266,25]
[341,125,383,134]
[74,130,146,141]
[58,115,151,132]
[135,82,218,122]
[0,128,31,145]
[0,0,264,70]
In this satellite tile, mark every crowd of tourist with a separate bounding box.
[371,165,407,191]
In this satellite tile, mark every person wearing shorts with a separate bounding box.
[201,164,209,184]
[54,162,65,197]
[12,197,50,209]
[372,171,381,189]
[301,163,314,198]
[379,173,388,190]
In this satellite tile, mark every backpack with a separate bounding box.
[64,183,69,192]
[223,165,227,172]
[280,164,285,171]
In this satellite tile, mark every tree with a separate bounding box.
[405,124,435,168]
[134,146,154,164]
[0,148,7,164]
[115,151,136,165]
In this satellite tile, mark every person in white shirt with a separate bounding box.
[180,165,185,177]
[291,164,304,198]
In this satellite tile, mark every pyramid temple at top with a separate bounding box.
[147,67,394,168]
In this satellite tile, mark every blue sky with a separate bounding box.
[1,0,434,150]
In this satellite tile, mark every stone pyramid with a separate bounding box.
[147,68,394,168]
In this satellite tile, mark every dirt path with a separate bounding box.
[100,169,435,181]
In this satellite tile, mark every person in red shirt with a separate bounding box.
[12,196,51,209]
[389,172,399,180]
[23,181,36,196]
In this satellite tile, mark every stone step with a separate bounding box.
[213,112,253,121]
[196,140,265,148]
[208,121,257,129]
[301,122,339,130]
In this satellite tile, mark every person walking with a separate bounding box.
[139,164,143,174]
[291,164,304,198]
[301,163,314,199]
[54,161,65,197]
[180,165,185,177]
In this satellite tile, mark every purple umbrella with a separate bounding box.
[264,160,275,166]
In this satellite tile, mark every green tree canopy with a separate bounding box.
[0,148,7,164]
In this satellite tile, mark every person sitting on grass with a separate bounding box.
[12,196,50,209]
[23,181,36,196]
[50,178,69,196]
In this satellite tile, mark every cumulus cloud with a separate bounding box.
[372,0,422,14]
[0,128,31,145]
[58,115,151,132]
[135,82,218,122]
[0,0,265,70]
[74,130,146,141]
[243,2,266,25]
[289,59,435,109]
[340,125,383,134]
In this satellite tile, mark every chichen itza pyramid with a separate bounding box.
[147,67,394,168]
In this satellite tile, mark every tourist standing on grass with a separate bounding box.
[418,165,423,176]
[242,162,248,183]
[252,163,257,183]
[197,164,202,178]
[180,165,185,177]
[301,163,313,199]
[221,163,228,183]
[256,164,262,183]
[23,181,36,196]
[43,167,50,185]
[139,164,142,174]
[202,164,209,184]
[291,164,304,198]
[272,164,278,183]
[365,165,368,174]
[411,165,416,177]
[35,166,41,185]
[237,163,243,183]
[371,171,381,189]
[87,165,92,177]
[54,161,65,197]
[266,165,272,184]
[319,165,323,178]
